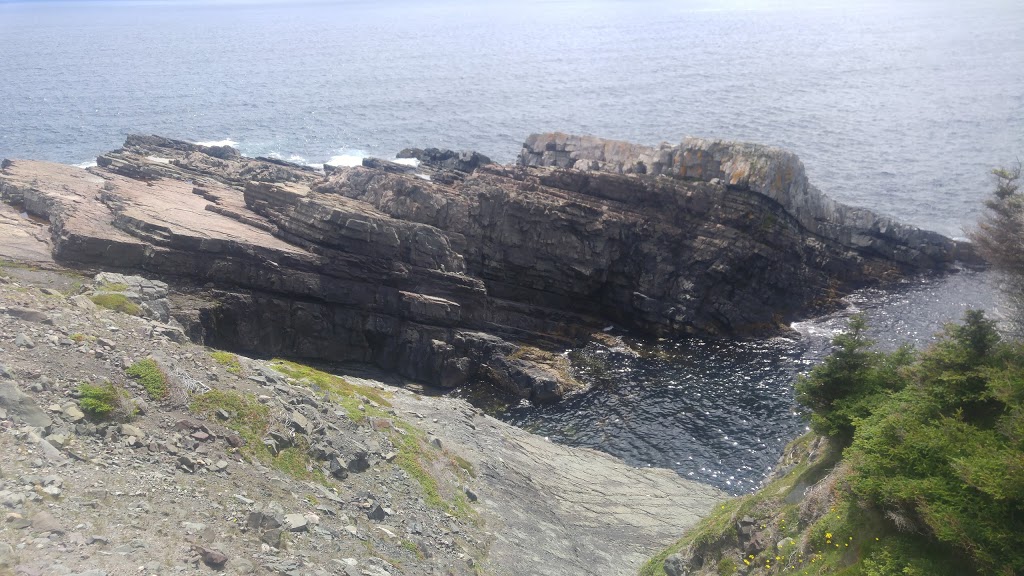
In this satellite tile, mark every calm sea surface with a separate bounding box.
[2,0,1021,491]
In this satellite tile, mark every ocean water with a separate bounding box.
[2,0,1021,491]
[2,0,1023,236]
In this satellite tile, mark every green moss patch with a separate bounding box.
[209,350,243,375]
[269,359,392,421]
[90,293,141,315]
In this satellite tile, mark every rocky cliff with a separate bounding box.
[0,134,973,402]
[519,132,973,269]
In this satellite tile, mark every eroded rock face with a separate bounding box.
[0,134,973,401]
[519,132,976,269]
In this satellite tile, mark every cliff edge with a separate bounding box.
[0,134,974,402]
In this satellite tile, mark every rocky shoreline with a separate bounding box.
[0,264,723,576]
[0,133,976,403]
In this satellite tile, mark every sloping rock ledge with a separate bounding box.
[0,133,976,402]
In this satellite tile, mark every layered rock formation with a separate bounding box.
[0,133,974,401]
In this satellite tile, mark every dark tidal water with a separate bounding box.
[456,270,1002,494]
[1,0,1020,491]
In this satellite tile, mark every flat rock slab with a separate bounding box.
[0,382,51,428]
[358,375,726,576]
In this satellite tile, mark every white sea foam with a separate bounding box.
[194,138,239,148]
[267,151,310,165]
[392,157,420,167]
[325,152,367,167]
[72,160,97,169]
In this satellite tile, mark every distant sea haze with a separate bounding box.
[1,0,1022,237]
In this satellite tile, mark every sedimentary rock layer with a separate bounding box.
[0,134,973,400]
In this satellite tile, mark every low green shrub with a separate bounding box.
[125,358,169,399]
[78,381,130,420]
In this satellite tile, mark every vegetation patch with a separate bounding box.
[189,389,328,483]
[96,282,129,292]
[78,381,132,421]
[390,421,472,518]
[189,390,270,460]
[646,311,1024,576]
[209,350,243,375]
[401,539,425,560]
[452,454,477,478]
[89,293,141,316]
[125,358,169,400]
[269,359,392,420]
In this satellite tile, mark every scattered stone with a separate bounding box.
[0,542,15,569]
[328,456,348,480]
[261,528,283,548]
[234,494,255,505]
[120,424,144,438]
[0,382,51,428]
[178,455,199,473]
[287,411,310,435]
[69,295,98,311]
[284,513,308,532]
[42,433,65,449]
[197,547,229,569]
[14,333,35,348]
[214,459,228,472]
[63,405,85,423]
[247,511,281,531]
[3,306,51,324]
[366,503,388,521]
[428,435,442,449]
[30,510,63,533]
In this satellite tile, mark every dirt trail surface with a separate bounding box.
[0,263,724,576]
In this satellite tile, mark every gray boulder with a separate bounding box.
[0,382,51,428]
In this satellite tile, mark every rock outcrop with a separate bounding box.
[0,133,973,401]
[519,132,974,269]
